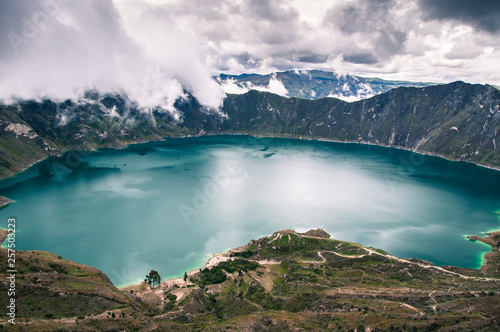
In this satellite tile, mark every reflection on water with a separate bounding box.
[1,135,499,287]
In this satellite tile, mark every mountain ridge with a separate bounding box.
[0,80,500,180]
[216,69,434,101]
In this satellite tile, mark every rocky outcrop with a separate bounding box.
[302,228,331,238]
[4,123,38,139]
[0,196,13,208]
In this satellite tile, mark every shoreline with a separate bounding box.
[466,231,500,249]
[121,229,500,290]
[1,134,499,289]
[118,245,248,291]
[466,231,500,271]
[1,132,499,185]
[181,132,500,172]
[0,227,498,290]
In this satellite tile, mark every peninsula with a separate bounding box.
[0,196,13,209]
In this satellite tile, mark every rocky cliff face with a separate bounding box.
[1,81,500,179]
[213,81,500,166]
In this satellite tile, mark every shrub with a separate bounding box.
[218,259,259,273]
[198,267,226,285]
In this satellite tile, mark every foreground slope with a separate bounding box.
[1,229,499,331]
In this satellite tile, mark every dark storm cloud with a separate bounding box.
[246,0,298,22]
[419,0,500,33]
[343,53,378,65]
[136,0,500,85]
[244,0,301,45]
[323,0,408,64]
[332,0,394,35]
[296,53,329,64]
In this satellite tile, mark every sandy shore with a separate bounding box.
[119,243,254,291]
[119,253,234,291]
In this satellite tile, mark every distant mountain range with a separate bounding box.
[215,70,433,101]
[1,81,500,180]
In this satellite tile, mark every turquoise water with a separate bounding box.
[1,135,499,287]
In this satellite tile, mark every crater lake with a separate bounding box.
[1,135,499,287]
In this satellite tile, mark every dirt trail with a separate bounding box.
[294,232,500,283]
[361,248,500,282]
[429,290,438,315]
[401,303,424,316]
[302,250,367,264]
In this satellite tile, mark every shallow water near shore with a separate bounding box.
[1,135,500,287]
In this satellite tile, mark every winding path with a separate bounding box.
[299,248,500,283]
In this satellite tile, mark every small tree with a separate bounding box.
[145,270,161,288]
[183,272,188,282]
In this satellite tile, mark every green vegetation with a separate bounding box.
[0,249,129,321]
[230,250,254,258]
[198,266,227,285]
[196,259,260,286]
[218,259,259,273]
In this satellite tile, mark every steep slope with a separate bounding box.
[219,81,500,166]
[180,81,500,167]
[0,247,136,320]
[1,81,500,180]
[0,94,187,179]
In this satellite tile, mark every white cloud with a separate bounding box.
[251,75,289,97]
[217,78,250,95]
[218,74,288,97]
[328,83,376,102]
[1,0,499,109]
[138,0,500,86]
[0,0,225,113]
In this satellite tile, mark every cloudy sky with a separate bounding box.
[1,0,499,108]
